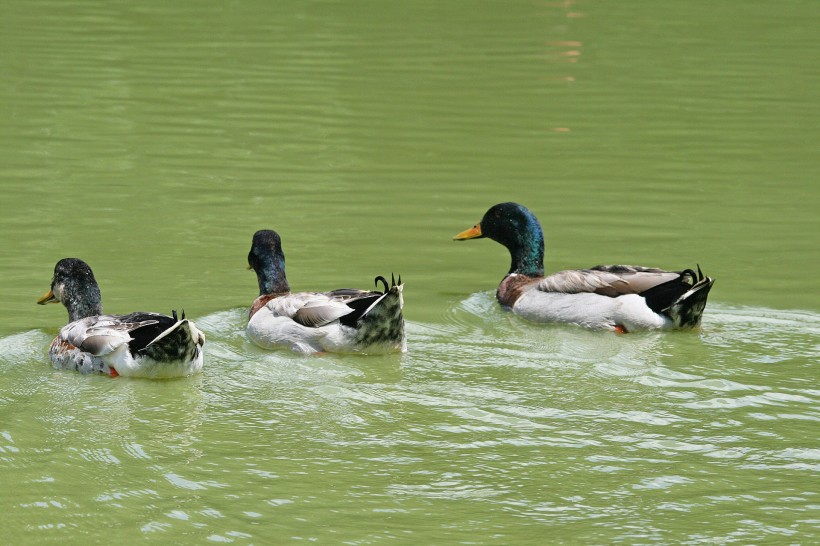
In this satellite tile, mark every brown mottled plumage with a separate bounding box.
[38,258,205,377]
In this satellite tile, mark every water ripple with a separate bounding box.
[0,302,818,542]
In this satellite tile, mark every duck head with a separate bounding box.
[38,258,103,322]
[454,202,545,277]
[248,229,291,296]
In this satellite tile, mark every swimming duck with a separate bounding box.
[247,229,406,354]
[454,202,715,332]
[37,258,205,377]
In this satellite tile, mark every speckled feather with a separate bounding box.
[39,258,205,377]
[49,315,205,377]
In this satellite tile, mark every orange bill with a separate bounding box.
[453,223,483,240]
[37,289,58,305]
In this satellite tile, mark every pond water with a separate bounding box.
[1,0,818,543]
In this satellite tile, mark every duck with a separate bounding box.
[453,202,715,332]
[37,258,205,377]
[246,229,406,354]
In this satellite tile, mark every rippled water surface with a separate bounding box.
[1,0,818,543]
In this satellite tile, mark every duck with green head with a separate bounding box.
[454,202,714,332]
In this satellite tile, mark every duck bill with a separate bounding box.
[453,224,483,240]
[37,289,59,305]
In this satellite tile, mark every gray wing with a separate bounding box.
[59,315,159,356]
[537,265,681,297]
[270,293,356,328]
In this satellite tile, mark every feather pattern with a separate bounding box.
[289,293,359,328]
[537,266,681,296]
[247,230,406,354]
[38,259,205,377]
[454,203,715,331]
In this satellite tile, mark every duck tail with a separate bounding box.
[664,266,715,329]
[143,311,206,362]
[350,275,405,352]
[364,274,403,316]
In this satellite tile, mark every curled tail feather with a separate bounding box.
[664,268,715,328]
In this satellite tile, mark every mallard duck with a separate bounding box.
[247,229,406,354]
[453,202,715,332]
[37,258,205,377]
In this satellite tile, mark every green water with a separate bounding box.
[1,0,818,543]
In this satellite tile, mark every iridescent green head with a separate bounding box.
[454,202,545,276]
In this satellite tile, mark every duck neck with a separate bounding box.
[63,285,103,322]
[256,254,291,296]
[507,233,544,277]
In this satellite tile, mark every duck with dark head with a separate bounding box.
[454,202,714,332]
[38,258,205,377]
[246,229,406,354]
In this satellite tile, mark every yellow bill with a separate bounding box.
[453,224,483,240]
[37,289,59,305]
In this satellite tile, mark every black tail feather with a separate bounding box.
[140,319,201,363]
[666,276,715,328]
[656,267,716,329]
[341,274,404,328]
[641,270,698,315]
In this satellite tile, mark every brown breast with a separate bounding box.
[496,274,541,308]
[249,292,287,319]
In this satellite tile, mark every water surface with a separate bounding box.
[1,0,818,543]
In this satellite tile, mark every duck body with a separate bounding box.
[49,311,204,378]
[247,230,406,354]
[39,258,205,377]
[248,286,406,354]
[455,203,714,332]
